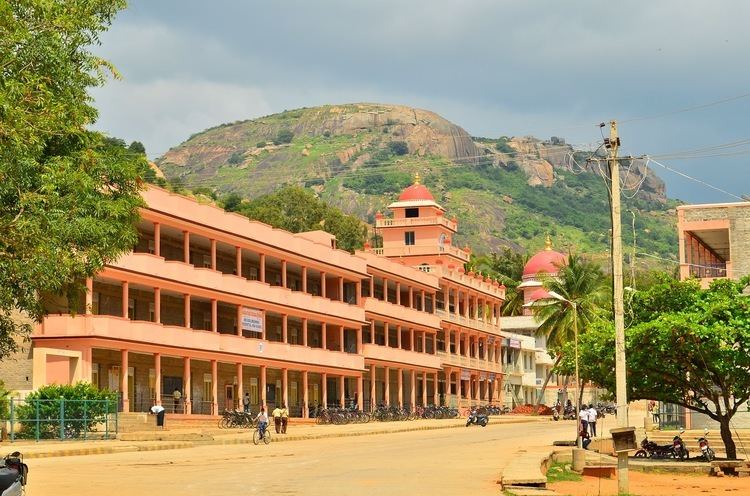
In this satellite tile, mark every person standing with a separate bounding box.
[272,405,283,434]
[587,404,598,437]
[172,388,182,413]
[579,404,589,436]
[280,404,289,434]
[243,393,251,413]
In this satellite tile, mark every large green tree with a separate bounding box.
[558,276,750,459]
[467,248,528,316]
[230,187,368,253]
[0,1,145,358]
[530,253,609,405]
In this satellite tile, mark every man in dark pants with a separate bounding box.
[272,405,282,434]
[280,404,289,434]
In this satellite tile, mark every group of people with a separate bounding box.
[578,404,599,449]
[252,404,290,439]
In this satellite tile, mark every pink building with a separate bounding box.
[29,178,506,417]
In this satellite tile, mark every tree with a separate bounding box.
[128,141,146,154]
[227,151,244,165]
[237,187,367,252]
[559,276,750,459]
[0,1,145,358]
[530,253,609,405]
[273,129,294,145]
[388,141,409,156]
[467,249,528,316]
[222,193,244,212]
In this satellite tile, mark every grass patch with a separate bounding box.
[546,461,582,483]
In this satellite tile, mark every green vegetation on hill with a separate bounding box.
[157,104,678,260]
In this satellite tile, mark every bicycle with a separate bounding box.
[253,422,272,445]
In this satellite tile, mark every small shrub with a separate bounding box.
[227,151,244,165]
[388,140,409,156]
[322,130,331,138]
[274,129,294,145]
[256,141,267,148]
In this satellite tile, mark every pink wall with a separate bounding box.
[46,355,70,385]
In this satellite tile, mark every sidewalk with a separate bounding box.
[3,415,547,459]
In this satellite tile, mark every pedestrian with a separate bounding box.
[280,404,289,434]
[255,407,269,438]
[272,405,283,434]
[578,404,589,435]
[243,393,251,413]
[648,400,659,424]
[172,388,182,413]
[149,403,166,429]
[587,404,598,437]
[579,426,591,450]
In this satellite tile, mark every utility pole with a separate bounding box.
[606,121,629,495]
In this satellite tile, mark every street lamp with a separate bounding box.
[548,290,581,449]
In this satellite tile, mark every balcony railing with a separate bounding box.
[375,216,457,231]
[502,364,523,375]
[418,265,505,299]
[437,351,502,373]
[369,244,470,262]
[435,309,502,336]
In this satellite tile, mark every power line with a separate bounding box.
[619,90,750,124]
[645,157,747,202]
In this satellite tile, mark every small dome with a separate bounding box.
[398,172,435,202]
[523,236,566,278]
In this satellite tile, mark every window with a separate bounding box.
[404,231,415,246]
[405,208,419,218]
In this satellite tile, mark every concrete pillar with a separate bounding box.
[301,266,308,293]
[120,349,129,412]
[410,370,416,408]
[422,372,427,406]
[453,287,459,316]
[154,353,162,406]
[322,372,328,408]
[384,323,390,347]
[421,289,426,311]
[282,368,289,408]
[183,231,190,264]
[302,371,309,418]
[433,372,439,406]
[422,331,427,354]
[85,278,93,315]
[370,365,376,409]
[357,375,364,411]
[384,366,390,406]
[397,325,402,349]
[339,375,345,407]
[184,294,191,328]
[183,357,191,413]
[122,281,129,319]
[282,314,288,343]
[339,326,345,352]
[321,272,326,298]
[260,365,267,407]
[408,286,413,308]
[369,277,375,298]
[236,305,242,336]
[236,363,243,409]
[210,239,217,270]
[382,277,388,302]
[281,260,287,288]
[321,322,327,350]
[410,328,415,351]
[302,318,308,347]
[211,359,218,415]
[338,277,344,302]
[211,299,218,332]
[153,222,161,257]
[396,282,401,305]
[235,247,242,277]
[259,253,266,283]
[370,321,375,344]
[154,287,161,324]
[355,280,361,305]
[397,369,403,408]
[356,326,362,354]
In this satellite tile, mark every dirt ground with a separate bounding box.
[550,471,750,496]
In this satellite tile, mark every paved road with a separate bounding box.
[28,420,574,496]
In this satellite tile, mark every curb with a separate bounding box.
[19,417,542,459]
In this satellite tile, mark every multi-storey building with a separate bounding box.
[25,178,507,417]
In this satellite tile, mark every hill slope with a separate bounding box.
[157,103,677,257]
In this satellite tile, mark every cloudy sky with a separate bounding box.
[91,0,750,204]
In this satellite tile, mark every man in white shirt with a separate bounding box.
[150,404,166,428]
[587,404,598,437]
[578,405,589,436]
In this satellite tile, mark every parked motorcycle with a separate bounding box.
[0,452,27,496]
[697,429,716,461]
[634,437,674,459]
[466,408,489,427]
[562,406,577,421]
[672,430,689,460]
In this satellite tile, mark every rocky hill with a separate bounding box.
[156,103,677,257]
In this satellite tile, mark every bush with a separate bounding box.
[227,151,244,164]
[388,140,409,156]
[273,129,294,145]
[256,141,267,148]
[0,380,10,421]
[14,382,117,439]
[322,130,331,138]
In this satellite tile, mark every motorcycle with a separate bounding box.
[672,430,689,460]
[466,409,489,427]
[562,406,577,421]
[698,429,716,461]
[0,452,27,496]
[634,437,674,459]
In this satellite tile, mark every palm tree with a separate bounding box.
[531,253,609,406]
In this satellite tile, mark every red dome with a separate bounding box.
[523,248,566,278]
[398,183,435,202]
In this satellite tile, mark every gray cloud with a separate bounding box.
[91,0,750,203]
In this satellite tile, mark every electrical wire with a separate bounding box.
[645,157,747,202]
[619,90,750,124]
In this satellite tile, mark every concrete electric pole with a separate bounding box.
[606,120,630,495]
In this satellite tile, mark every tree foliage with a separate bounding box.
[558,276,750,459]
[273,129,294,145]
[0,1,145,358]
[233,187,367,252]
[467,248,528,316]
